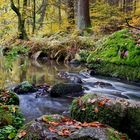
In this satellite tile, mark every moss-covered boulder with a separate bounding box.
[14,81,36,94]
[50,83,83,97]
[0,89,19,105]
[86,29,140,81]
[70,94,140,139]
[14,114,128,140]
[87,29,140,66]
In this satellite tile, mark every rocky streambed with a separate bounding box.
[1,56,140,139]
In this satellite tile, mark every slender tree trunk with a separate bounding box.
[27,0,31,34]
[67,0,75,27]
[38,0,48,29]
[77,0,91,31]
[133,0,137,13]
[32,0,36,34]
[58,0,62,29]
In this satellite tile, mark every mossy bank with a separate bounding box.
[3,29,140,82]
[78,29,140,81]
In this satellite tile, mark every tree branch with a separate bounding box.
[125,18,140,30]
[10,0,21,17]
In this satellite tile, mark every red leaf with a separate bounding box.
[58,128,71,136]
[48,126,57,133]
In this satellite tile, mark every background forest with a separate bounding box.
[0,1,140,140]
[0,0,140,42]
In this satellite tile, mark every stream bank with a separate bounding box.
[2,28,140,82]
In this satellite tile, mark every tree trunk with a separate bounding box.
[77,0,91,31]
[10,0,28,40]
[32,0,36,34]
[67,0,75,27]
[58,0,62,29]
[38,0,48,29]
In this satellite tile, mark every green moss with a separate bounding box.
[122,107,140,140]
[70,94,125,129]
[50,83,83,97]
[70,94,140,139]
[88,62,140,81]
[107,128,128,140]
[14,81,36,94]
[87,29,140,67]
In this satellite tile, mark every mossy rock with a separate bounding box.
[70,94,140,139]
[50,83,83,97]
[14,81,36,94]
[0,89,19,105]
[14,114,128,140]
[88,62,140,81]
[87,29,140,67]
[0,105,24,129]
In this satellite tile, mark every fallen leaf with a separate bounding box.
[58,128,71,136]
[98,98,109,107]
[49,121,59,126]
[94,107,99,113]
[74,124,82,129]
[65,120,75,125]
[88,99,96,104]
[81,122,89,127]
[81,122,106,128]
[48,126,57,133]
[18,130,27,138]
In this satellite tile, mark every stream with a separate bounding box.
[0,56,140,122]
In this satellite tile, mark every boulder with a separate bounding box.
[58,72,82,84]
[14,81,36,94]
[50,83,83,97]
[93,81,114,89]
[70,94,140,139]
[14,114,128,140]
[0,89,19,105]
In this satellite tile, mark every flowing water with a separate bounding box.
[0,55,140,122]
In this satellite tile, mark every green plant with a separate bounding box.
[0,105,24,129]
[0,89,19,105]
[0,125,17,140]
[4,45,29,70]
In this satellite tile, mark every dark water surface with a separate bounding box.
[0,55,140,122]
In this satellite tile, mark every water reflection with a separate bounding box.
[0,55,85,87]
